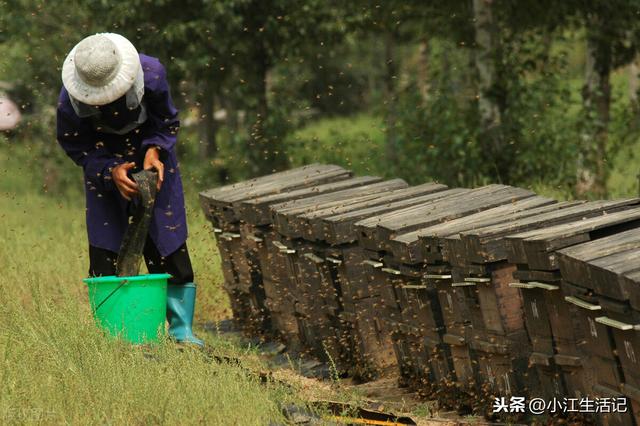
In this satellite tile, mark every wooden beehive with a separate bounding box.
[268,180,455,373]
[558,227,640,425]
[353,185,539,397]
[199,164,353,333]
[199,163,640,423]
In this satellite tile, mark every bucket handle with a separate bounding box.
[93,279,128,313]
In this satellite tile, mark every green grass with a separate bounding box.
[0,142,299,424]
[285,114,389,178]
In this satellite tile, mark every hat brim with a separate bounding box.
[62,33,140,106]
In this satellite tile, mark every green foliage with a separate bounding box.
[391,39,482,186]
[496,27,580,188]
[285,114,388,178]
[3,0,640,195]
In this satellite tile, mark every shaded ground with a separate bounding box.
[202,319,511,426]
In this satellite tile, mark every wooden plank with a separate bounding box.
[458,199,640,265]
[512,268,561,282]
[621,269,640,311]
[421,200,577,267]
[355,187,493,249]
[202,164,347,203]
[389,197,565,265]
[310,183,451,244]
[201,163,333,206]
[506,206,640,270]
[237,176,383,225]
[558,226,640,291]
[271,179,408,238]
[586,249,640,300]
[200,164,351,223]
[357,185,536,252]
[355,189,474,252]
[377,186,536,247]
[289,183,449,242]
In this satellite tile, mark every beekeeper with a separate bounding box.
[56,33,203,346]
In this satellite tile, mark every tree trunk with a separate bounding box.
[384,32,398,168]
[417,38,430,105]
[578,20,611,198]
[472,0,504,182]
[246,46,288,177]
[197,77,218,159]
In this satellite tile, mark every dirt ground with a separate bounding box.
[204,320,512,426]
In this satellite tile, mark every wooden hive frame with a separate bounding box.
[199,164,353,333]
[268,180,459,373]
[558,226,640,424]
[353,184,539,399]
[441,199,640,402]
[200,163,640,423]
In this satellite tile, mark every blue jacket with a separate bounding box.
[56,54,187,257]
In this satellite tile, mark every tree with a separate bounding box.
[220,0,347,176]
[575,1,640,197]
[472,0,503,180]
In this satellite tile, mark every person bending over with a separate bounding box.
[56,33,203,346]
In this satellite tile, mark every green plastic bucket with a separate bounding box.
[83,273,170,344]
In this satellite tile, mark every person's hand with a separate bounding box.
[112,162,138,201]
[143,146,164,191]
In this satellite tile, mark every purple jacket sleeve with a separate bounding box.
[141,62,179,152]
[56,107,125,192]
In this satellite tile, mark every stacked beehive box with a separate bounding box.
[201,164,640,424]
[505,207,640,403]
[354,185,540,397]
[269,179,457,371]
[557,226,640,425]
[443,200,640,397]
[233,174,386,346]
[199,164,353,333]
[389,197,568,397]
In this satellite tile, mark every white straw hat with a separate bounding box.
[62,33,141,106]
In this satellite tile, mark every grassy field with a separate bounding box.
[0,142,303,425]
[3,99,640,424]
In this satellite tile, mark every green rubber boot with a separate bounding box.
[167,283,204,347]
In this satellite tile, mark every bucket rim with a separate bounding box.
[83,273,172,285]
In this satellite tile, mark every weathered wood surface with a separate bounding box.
[356,185,536,252]
[600,300,640,402]
[389,197,568,265]
[511,268,560,282]
[299,183,451,243]
[199,164,351,224]
[271,179,409,238]
[558,226,640,299]
[561,289,626,397]
[319,184,454,245]
[237,175,383,225]
[506,204,640,269]
[455,199,640,265]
